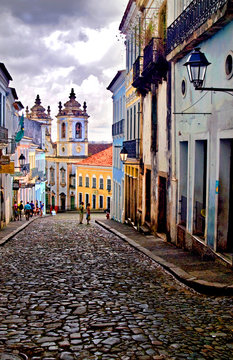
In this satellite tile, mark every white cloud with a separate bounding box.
[0,0,127,142]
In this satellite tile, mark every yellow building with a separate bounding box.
[76,146,112,211]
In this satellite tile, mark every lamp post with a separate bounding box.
[184,48,233,94]
[120,146,128,163]
[18,153,25,167]
[119,146,144,175]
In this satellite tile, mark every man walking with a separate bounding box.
[79,201,84,224]
[24,202,31,221]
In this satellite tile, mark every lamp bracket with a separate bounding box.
[195,87,233,96]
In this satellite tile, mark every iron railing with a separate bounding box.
[143,37,162,73]
[123,139,140,159]
[166,0,228,54]
[112,119,124,136]
[133,56,144,85]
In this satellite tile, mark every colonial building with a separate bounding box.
[0,63,24,226]
[14,95,49,210]
[107,70,126,222]
[46,88,89,211]
[131,0,171,237]
[76,146,112,211]
[166,0,233,265]
[119,0,142,227]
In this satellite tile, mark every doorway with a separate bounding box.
[145,169,151,222]
[70,195,75,210]
[158,176,167,233]
[60,193,66,211]
[217,139,233,252]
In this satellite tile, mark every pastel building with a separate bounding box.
[76,146,112,211]
[107,70,126,222]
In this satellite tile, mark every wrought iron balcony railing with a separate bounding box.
[166,0,228,55]
[142,37,168,82]
[132,56,144,88]
[112,119,124,136]
[123,139,140,159]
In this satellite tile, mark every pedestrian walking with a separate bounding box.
[24,202,31,221]
[18,200,23,220]
[86,203,91,225]
[13,201,19,221]
[30,200,35,217]
[40,202,44,217]
[79,201,84,224]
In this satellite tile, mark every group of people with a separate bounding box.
[79,202,91,225]
[13,200,44,221]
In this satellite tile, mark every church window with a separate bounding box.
[60,167,66,187]
[50,167,55,185]
[61,122,66,138]
[75,122,82,138]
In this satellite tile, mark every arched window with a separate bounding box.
[99,175,104,189]
[92,175,97,189]
[85,175,89,188]
[60,167,66,187]
[75,122,82,138]
[50,166,55,185]
[61,122,66,138]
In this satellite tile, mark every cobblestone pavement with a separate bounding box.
[0,214,232,360]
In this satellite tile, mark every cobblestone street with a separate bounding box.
[0,214,232,360]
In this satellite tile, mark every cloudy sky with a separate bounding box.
[0,0,127,141]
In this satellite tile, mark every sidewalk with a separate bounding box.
[96,219,233,296]
[0,216,39,246]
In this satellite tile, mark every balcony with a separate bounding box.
[123,139,140,159]
[0,126,8,148]
[142,37,168,84]
[166,0,230,56]
[112,119,124,136]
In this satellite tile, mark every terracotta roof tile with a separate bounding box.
[88,143,112,156]
[78,146,112,167]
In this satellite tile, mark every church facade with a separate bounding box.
[46,89,89,211]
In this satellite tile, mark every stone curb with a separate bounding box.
[95,220,233,296]
[0,217,40,246]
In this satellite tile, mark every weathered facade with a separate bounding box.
[167,0,233,265]
[131,0,171,238]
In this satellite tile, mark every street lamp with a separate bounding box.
[120,146,128,162]
[119,146,144,175]
[184,48,233,94]
[18,154,25,167]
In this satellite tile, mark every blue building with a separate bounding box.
[107,70,126,222]
[167,0,233,265]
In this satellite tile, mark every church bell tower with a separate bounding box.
[56,89,89,157]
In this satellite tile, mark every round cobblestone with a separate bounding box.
[0,214,232,359]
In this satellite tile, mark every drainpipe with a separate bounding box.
[171,60,178,242]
